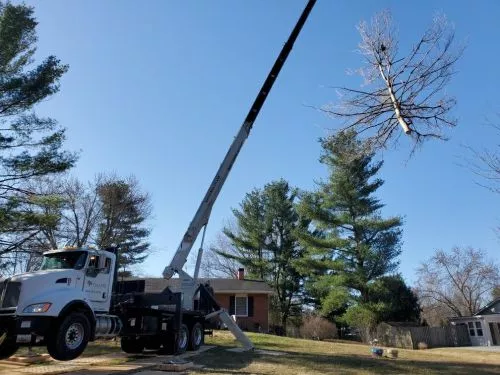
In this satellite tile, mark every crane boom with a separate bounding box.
[163,0,316,280]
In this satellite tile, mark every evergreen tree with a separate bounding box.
[0,2,76,263]
[298,131,402,328]
[223,190,268,279]
[24,175,151,275]
[96,177,151,272]
[368,275,421,323]
[217,179,308,331]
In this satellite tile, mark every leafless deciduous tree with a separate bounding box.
[324,10,463,152]
[25,175,103,249]
[200,231,241,279]
[415,247,499,323]
[464,115,500,194]
[2,173,153,276]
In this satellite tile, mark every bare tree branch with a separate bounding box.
[463,114,500,195]
[415,246,499,325]
[323,10,464,153]
[200,230,241,279]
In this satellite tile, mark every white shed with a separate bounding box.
[449,298,500,346]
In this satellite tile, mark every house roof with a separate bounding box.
[134,277,274,294]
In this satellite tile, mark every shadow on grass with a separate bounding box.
[192,347,500,375]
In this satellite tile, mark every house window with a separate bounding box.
[468,322,476,336]
[234,296,248,317]
[475,321,483,336]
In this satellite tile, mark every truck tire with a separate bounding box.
[176,324,189,354]
[188,322,203,351]
[161,324,189,355]
[120,337,145,354]
[0,333,18,360]
[47,312,90,361]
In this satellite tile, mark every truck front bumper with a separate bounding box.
[0,312,53,346]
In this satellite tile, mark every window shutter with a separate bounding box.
[248,296,254,317]
[229,295,235,315]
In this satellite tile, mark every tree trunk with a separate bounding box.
[281,314,288,336]
[378,64,411,134]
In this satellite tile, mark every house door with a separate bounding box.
[489,323,500,346]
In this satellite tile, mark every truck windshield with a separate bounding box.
[40,251,88,270]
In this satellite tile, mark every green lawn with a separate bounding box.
[191,330,500,375]
[10,331,500,374]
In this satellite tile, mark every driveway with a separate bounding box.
[0,346,214,375]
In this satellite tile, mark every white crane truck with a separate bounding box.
[0,0,316,361]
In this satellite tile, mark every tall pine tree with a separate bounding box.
[0,2,76,267]
[298,131,403,329]
[217,179,308,331]
[96,177,151,273]
[223,190,268,280]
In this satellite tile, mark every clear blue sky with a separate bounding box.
[23,0,500,284]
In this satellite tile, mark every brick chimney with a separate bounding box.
[237,268,244,280]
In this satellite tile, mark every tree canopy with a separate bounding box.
[215,179,308,331]
[297,131,405,331]
[18,174,152,275]
[324,10,463,152]
[416,247,500,324]
[0,2,76,269]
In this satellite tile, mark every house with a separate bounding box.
[132,268,274,332]
[449,298,500,346]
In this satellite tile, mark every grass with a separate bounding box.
[9,332,500,374]
[190,330,500,375]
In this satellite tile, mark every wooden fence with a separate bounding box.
[375,322,471,349]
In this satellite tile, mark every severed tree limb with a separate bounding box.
[322,10,464,153]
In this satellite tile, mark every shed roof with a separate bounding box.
[475,297,500,316]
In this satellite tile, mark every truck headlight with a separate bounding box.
[23,303,51,313]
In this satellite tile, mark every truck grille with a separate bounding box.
[0,280,21,308]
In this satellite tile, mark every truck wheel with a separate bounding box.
[159,324,189,355]
[188,322,203,351]
[47,312,90,361]
[0,332,18,360]
[120,337,145,354]
[177,324,189,354]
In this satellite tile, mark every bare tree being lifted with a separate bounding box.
[325,10,464,152]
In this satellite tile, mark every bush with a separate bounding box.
[342,304,379,343]
[300,315,337,341]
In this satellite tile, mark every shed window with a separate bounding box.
[468,322,475,336]
[475,321,483,336]
[235,296,248,317]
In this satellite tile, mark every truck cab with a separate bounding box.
[0,247,119,361]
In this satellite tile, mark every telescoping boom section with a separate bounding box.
[163,0,316,281]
